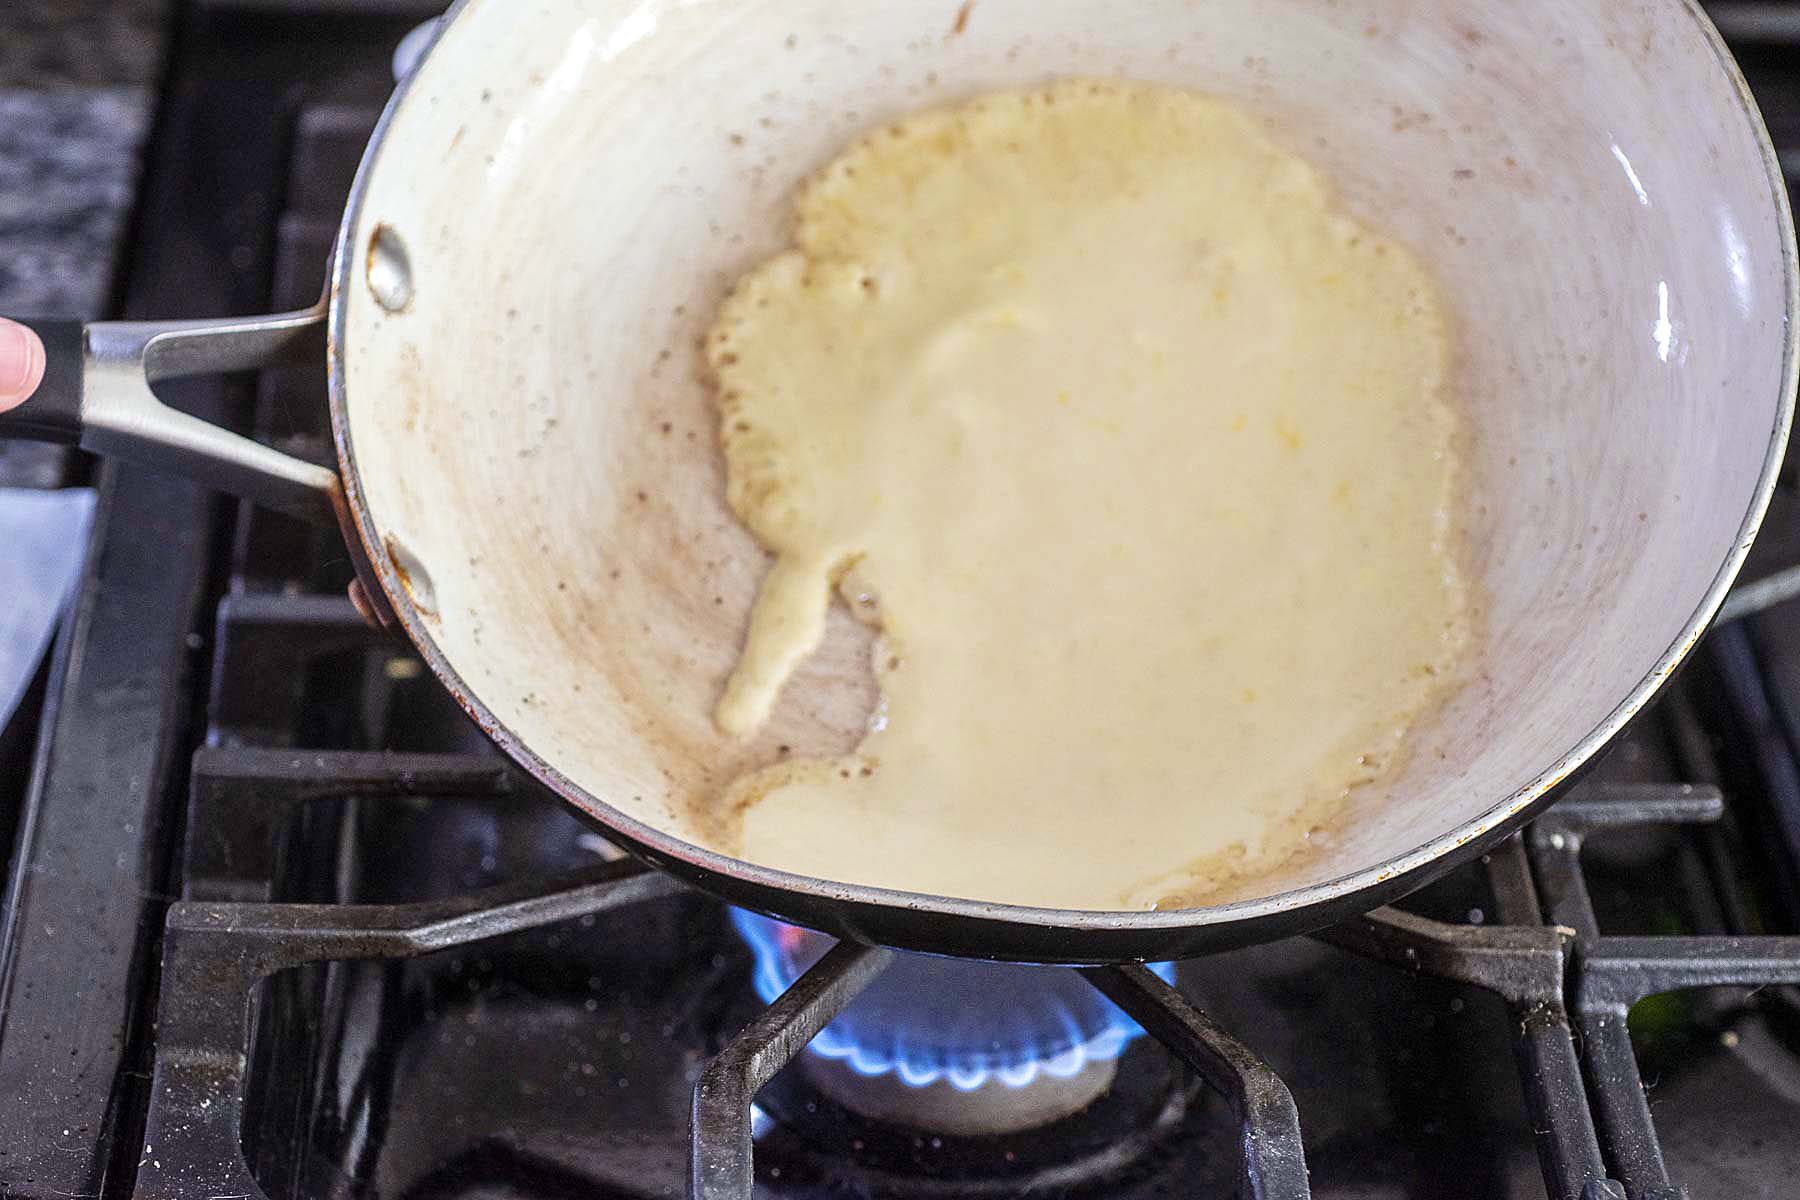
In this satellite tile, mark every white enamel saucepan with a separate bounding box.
[2,0,1794,962]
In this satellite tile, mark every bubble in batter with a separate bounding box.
[705,79,1470,910]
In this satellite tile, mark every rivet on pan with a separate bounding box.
[384,534,438,616]
[366,223,414,313]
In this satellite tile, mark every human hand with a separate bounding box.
[0,318,47,411]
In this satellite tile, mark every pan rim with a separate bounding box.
[324,0,1800,950]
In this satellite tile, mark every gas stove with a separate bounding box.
[5,3,1800,1198]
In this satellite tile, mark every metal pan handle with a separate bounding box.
[0,307,341,524]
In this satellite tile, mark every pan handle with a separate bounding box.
[0,307,341,524]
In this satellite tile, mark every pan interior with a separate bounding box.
[337,0,1791,914]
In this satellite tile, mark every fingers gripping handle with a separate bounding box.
[0,308,342,524]
[0,319,84,442]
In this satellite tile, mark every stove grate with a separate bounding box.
[136,837,681,1200]
[132,755,1800,1200]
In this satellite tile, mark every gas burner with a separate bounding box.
[750,1045,1209,1197]
[731,909,1176,1133]
[800,1051,1119,1134]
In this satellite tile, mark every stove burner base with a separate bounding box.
[801,1052,1119,1135]
[752,1046,1212,1196]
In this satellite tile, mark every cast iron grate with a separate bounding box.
[138,732,1800,1200]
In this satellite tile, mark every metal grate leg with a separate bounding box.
[690,941,893,1199]
[1080,962,1312,1200]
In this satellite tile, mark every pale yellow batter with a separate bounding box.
[706,80,1470,911]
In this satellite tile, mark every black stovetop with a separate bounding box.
[6,3,1800,1199]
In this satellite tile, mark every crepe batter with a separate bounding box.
[706,80,1470,910]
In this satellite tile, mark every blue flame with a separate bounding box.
[731,909,1175,1092]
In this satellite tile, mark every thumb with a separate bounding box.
[0,318,47,412]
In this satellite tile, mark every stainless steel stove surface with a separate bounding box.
[5,3,1800,1198]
